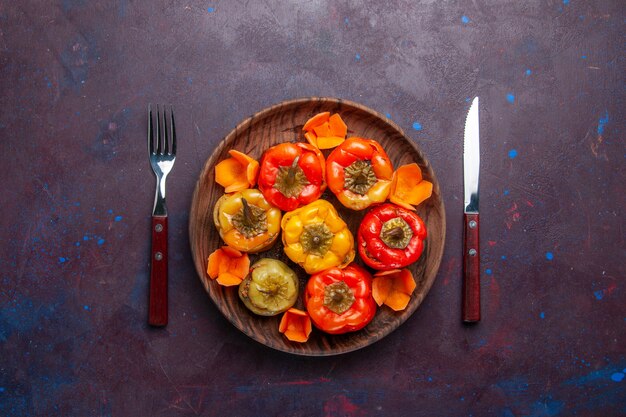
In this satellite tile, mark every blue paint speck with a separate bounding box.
[344,17,349,24]
[540,312,545,319]
[525,69,532,76]
[594,290,604,300]
[187,77,193,85]
[114,215,123,222]
[597,111,609,135]
[83,305,90,311]
[508,149,518,159]
[97,238,105,246]
[581,55,587,59]
[355,53,361,61]
[501,255,507,260]
[486,269,492,275]
[506,93,515,103]
[545,252,553,260]
[412,122,422,131]
[563,0,570,5]
[75,242,80,246]
[503,189,510,196]
[385,113,391,119]
[465,97,471,102]
[83,235,89,241]
[107,209,113,214]
[461,15,470,24]
[427,376,433,382]
[0,387,5,392]
[611,372,624,382]
[207,7,214,13]
[59,257,66,263]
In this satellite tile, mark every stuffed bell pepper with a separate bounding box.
[304,263,377,334]
[213,188,281,253]
[281,199,355,274]
[258,142,326,212]
[357,203,427,270]
[326,137,394,210]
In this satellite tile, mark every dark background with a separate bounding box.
[1,1,624,416]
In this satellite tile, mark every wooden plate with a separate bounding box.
[189,97,445,356]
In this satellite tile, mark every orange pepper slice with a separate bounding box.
[303,112,348,150]
[214,150,259,192]
[372,269,416,311]
[389,163,433,210]
[302,111,330,132]
[279,308,312,343]
[328,113,347,137]
[206,246,250,287]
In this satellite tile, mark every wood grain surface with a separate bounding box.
[189,97,445,355]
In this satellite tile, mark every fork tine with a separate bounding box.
[163,105,169,155]
[170,107,176,156]
[148,104,154,154]
[156,105,162,154]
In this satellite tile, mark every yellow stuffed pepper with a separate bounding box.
[281,200,355,274]
[213,189,281,253]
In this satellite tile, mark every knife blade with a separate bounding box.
[462,97,481,322]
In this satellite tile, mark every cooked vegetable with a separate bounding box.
[372,269,416,311]
[358,203,427,270]
[278,308,312,343]
[238,258,299,316]
[389,163,433,210]
[326,137,394,210]
[257,142,326,212]
[207,246,250,286]
[213,189,281,253]
[214,150,259,193]
[303,112,348,149]
[281,199,355,274]
[304,263,377,334]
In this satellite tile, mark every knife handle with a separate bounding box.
[462,213,480,322]
[149,215,168,326]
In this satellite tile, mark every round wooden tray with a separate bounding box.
[189,97,446,356]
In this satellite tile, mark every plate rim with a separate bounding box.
[189,96,446,356]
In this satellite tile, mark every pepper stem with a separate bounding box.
[380,217,413,249]
[241,197,254,225]
[287,156,300,185]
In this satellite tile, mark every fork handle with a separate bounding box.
[149,215,168,326]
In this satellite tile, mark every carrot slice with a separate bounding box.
[371,269,416,311]
[224,181,249,193]
[316,136,345,149]
[279,308,312,343]
[304,131,318,147]
[313,122,333,138]
[221,246,242,258]
[229,149,255,165]
[372,275,393,306]
[216,272,243,286]
[389,163,432,209]
[207,250,221,279]
[406,180,433,206]
[206,247,250,286]
[328,113,347,137]
[215,150,258,191]
[303,112,330,132]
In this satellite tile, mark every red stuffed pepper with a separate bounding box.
[326,137,394,210]
[358,203,427,270]
[304,263,377,334]
[258,142,326,212]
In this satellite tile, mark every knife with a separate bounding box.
[462,97,481,322]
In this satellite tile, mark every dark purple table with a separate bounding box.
[2,1,624,416]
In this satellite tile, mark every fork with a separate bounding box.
[148,105,176,326]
